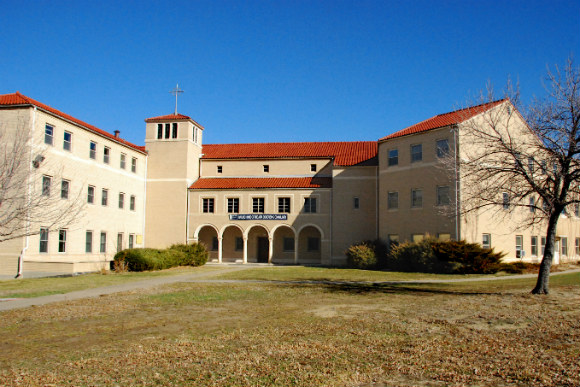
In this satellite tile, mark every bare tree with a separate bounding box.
[455,58,580,294]
[0,121,85,276]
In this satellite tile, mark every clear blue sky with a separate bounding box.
[1,0,578,146]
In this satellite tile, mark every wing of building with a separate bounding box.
[1,92,578,277]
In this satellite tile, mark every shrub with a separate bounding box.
[345,242,377,269]
[431,240,507,274]
[113,243,209,272]
[168,243,208,266]
[387,238,455,273]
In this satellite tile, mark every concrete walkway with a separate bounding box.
[0,265,251,312]
[1,266,578,312]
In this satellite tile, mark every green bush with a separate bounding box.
[384,238,507,274]
[345,242,377,269]
[113,243,208,272]
[169,243,208,266]
[431,240,506,274]
[387,238,455,273]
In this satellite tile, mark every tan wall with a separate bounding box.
[188,187,332,264]
[378,127,456,243]
[144,119,202,248]
[331,166,378,263]
[0,106,147,276]
[201,158,333,177]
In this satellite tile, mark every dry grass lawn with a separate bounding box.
[0,271,578,387]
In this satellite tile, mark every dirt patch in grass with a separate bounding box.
[0,279,578,387]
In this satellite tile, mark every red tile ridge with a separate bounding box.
[145,113,204,129]
[0,91,147,154]
[379,99,507,142]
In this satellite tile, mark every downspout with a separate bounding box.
[16,106,37,278]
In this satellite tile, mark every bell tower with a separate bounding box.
[143,112,204,248]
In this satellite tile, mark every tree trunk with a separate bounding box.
[532,211,560,294]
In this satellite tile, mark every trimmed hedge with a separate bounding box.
[345,242,377,269]
[113,243,208,272]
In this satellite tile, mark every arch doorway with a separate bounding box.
[247,225,270,263]
[298,225,322,264]
[272,225,296,264]
[222,225,244,263]
[198,225,219,262]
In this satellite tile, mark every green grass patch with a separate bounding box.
[212,265,491,282]
[0,265,221,298]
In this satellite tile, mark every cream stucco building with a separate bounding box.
[0,92,578,277]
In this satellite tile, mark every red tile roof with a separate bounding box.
[0,92,146,153]
[201,142,377,166]
[145,113,204,129]
[380,99,506,141]
[189,177,332,189]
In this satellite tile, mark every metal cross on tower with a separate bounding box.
[169,83,184,115]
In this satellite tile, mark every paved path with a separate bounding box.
[1,266,578,312]
[0,265,251,312]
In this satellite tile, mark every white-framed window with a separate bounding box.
[227,198,239,213]
[103,147,110,164]
[388,149,398,166]
[263,165,270,173]
[63,131,72,151]
[120,153,126,169]
[436,186,450,206]
[217,165,223,173]
[130,195,136,211]
[86,230,93,253]
[58,229,67,253]
[412,234,424,243]
[502,192,510,209]
[117,233,124,253]
[528,157,534,174]
[100,232,107,253]
[129,234,135,249]
[61,179,69,199]
[531,236,538,256]
[203,198,215,213]
[541,237,546,255]
[310,164,317,172]
[529,197,536,213]
[39,228,49,253]
[278,197,291,213]
[118,192,125,209]
[411,144,422,163]
[172,123,178,139]
[44,124,54,145]
[42,175,51,197]
[283,237,295,252]
[303,197,317,213]
[307,237,320,252]
[253,197,265,213]
[102,188,108,206]
[90,141,97,159]
[411,189,422,208]
[353,197,360,209]
[235,237,243,251]
[561,237,568,256]
[436,139,449,158]
[387,191,398,209]
[438,233,451,241]
[131,157,137,173]
[516,235,523,255]
[87,185,95,204]
[574,203,579,217]
[157,124,163,139]
[482,233,491,249]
